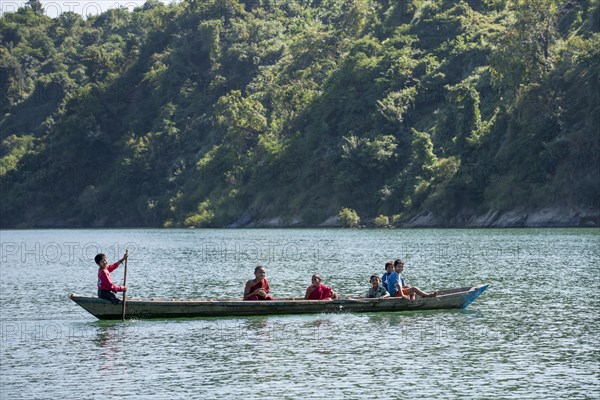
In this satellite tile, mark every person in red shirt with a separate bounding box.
[95,252,128,304]
[305,274,339,300]
[244,266,274,300]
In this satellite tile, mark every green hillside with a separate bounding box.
[1,0,598,227]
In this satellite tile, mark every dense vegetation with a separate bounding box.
[1,0,598,227]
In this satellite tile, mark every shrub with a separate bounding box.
[374,214,390,228]
[183,210,214,227]
[183,200,214,227]
[339,207,360,228]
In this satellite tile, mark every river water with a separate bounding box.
[0,228,598,399]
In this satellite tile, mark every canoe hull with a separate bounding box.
[69,284,488,320]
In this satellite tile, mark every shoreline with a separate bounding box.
[5,207,599,229]
[233,206,599,229]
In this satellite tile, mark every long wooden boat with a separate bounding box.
[68,284,488,320]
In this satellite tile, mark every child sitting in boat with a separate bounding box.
[305,274,339,300]
[366,274,390,298]
[394,259,437,299]
[382,260,399,297]
[244,266,274,301]
[95,252,127,304]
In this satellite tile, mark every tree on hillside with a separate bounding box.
[490,0,559,88]
[27,0,43,15]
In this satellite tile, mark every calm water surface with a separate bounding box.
[0,228,598,399]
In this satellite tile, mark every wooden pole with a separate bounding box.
[121,249,128,321]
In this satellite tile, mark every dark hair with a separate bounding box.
[394,259,404,267]
[370,274,380,281]
[385,261,393,269]
[94,253,105,265]
[255,265,265,273]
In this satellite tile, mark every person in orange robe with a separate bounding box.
[304,274,339,300]
[244,266,274,300]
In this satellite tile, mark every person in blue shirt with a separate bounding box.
[394,259,437,299]
[382,261,400,297]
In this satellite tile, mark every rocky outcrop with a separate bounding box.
[396,207,599,228]
[319,215,342,227]
[405,211,439,228]
[243,216,303,228]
